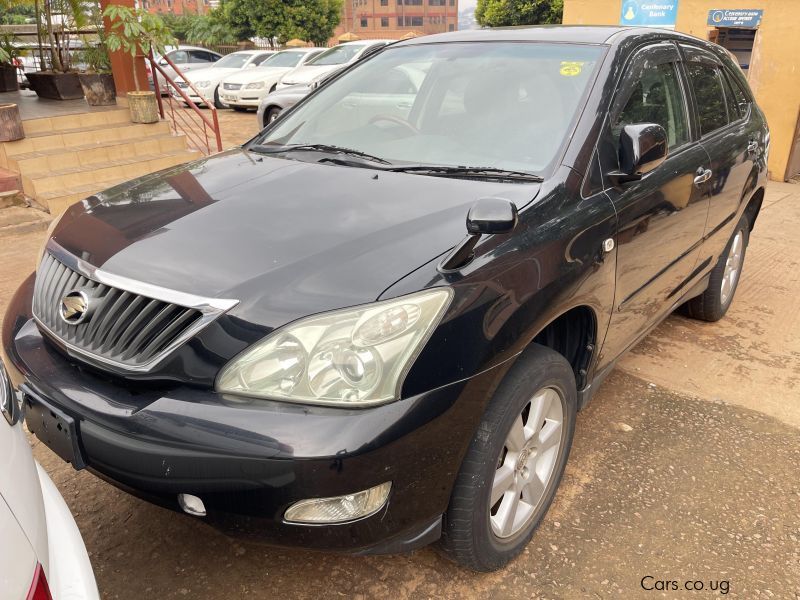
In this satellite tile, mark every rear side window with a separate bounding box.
[720,72,742,120]
[685,63,728,135]
[613,62,689,150]
[724,70,750,117]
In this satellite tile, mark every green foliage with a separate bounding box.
[0,2,35,25]
[0,33,22,65]
[185,9,237,45]
[40,0,90,71]
[103,4,176,90]
[475,0,563,27]
[223,0,342,46]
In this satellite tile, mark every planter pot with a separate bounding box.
[0,103,25,142]
[0,65,19,93]
[78,73,116,106]
[25,71,84,101]
[127,91,159,124]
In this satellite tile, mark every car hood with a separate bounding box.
[184,67,238,84]
[280,64,339,85]
[50,149,540,327]
[223,66,292,85]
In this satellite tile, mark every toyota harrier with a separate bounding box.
[3,26,768,571]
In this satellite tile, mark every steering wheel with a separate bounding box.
[368,114,419,134]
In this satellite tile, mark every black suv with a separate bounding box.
[4,26,768,571]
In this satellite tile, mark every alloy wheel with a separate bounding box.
[721,229,744,306]
[489,386,564,539]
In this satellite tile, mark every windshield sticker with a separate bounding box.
[560,61,585,77]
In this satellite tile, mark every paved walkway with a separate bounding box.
[0,151,797,598]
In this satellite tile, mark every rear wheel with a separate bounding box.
[439,345,577,571]
[681,214,749,322]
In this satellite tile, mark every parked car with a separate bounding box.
[148,45,223,90]
[0,360,99,599]
[275,39,393,90]
[218,48,325,111]
[175,49,275,108]
[4,26,768,572]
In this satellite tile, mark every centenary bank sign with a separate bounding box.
[619,1,679,28]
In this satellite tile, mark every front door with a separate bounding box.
[599,42,710,363]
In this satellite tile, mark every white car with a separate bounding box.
[219,48,325,111]
[149,45,223,91]
[175,50,276,108]
[0,360,99,600]
[276,40,394,90]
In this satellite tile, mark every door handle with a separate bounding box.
[747,140,759,154]
[693,167,712,187]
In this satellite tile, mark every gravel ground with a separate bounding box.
[2,112,799,598]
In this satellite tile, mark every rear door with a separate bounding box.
[599,42,711,361]
[680,44,758,261]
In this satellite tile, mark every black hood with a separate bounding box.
[51,149,540,327]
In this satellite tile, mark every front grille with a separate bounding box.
[32,247,236,372]
[223,83,242,91]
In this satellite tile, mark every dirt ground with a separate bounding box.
[1,110,799,598]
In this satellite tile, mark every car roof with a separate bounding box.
[394,25,696,46]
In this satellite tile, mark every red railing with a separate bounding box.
[146,51,223,155]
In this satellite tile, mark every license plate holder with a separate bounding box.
[24,391,86,470]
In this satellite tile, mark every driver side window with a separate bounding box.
[612,61,689,151]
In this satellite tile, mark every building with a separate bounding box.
[333,0,459,42]
[141,0,210,16]
[563,0,800,181]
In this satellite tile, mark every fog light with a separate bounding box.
[284,482,391,524]
[178,493,206,517]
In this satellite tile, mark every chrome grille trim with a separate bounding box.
[32,239,239,373]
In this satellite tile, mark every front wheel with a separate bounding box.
[265,107,282,127]
[439,345,577,571]
[681,214,749,322]
[213,87,224,109]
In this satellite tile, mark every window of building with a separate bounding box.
[449,0,455,5]
[429,0,446,5]
[411,16,423,25]
[448,23,455,31]
[380,0,388,4]
[613,62,689,150]
[685,63,728,136]
[360,17,368,27]
[381,16,389,27]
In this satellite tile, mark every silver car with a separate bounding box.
[149,45,223,90]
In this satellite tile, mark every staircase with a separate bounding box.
[0,107,201,216]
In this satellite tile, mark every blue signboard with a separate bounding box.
[708,9,763,28]
[620,1,679,28]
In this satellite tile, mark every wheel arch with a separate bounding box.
[521,304,598,395]
[743,185,765,232]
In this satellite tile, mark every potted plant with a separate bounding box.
[0,33,22,93]
[77,8,116,106]
[26,0,86,100]
[103,5,175,124]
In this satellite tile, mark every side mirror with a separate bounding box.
[440,198,518,271]
[466,197,519,235]
[611,123,668,183]
[159,59,168,66]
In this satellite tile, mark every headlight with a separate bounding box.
[1,360,18,425]
[195,81,211,88]
[216,288,452,407]
[245,81,265,90]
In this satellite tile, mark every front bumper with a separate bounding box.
[220,88,266,107]
[5,279,508,553]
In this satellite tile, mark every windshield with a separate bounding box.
[213,53,251,69]
[306,44,363,66]
[262,51,306,68]
[253,42,604,175]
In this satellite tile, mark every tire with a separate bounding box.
[213,87,224,109]
[680,214,750,322]
[265,107,282,126]
[231,106,248,112]
[439,344,577,571]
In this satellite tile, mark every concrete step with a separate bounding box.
[0,121,172,163]
[7,133,189,176]
[21,108,131,136]
[23,148,201,197]
[0,189,25,209]
[0,206,51,235]
[34,149,202,215]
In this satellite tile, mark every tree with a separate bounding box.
[475,0,563,28]
[222,0,342,47]
[185,9,237,45]
[223,0,287,46]
[282,0,342,47]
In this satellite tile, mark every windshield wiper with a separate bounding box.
[386,165,544,182]
[250,143,391,165]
